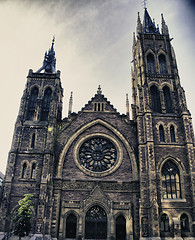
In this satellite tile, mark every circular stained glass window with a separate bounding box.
[78,137,117,172]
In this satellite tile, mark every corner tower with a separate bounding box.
[0,39,63,233]
[132,9,195,239]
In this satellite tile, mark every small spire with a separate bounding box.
[126,94,130,119]
[141,0,147,9]
[137,12,142,33]
[51,36,55,52]
[36,37,56,73]
[68,91,73,116]
[97,85,102,94]
[161,13,169,35]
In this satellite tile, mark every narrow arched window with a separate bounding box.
[116,215,126,240]
[98,103,101,111]
[21,162,27,178]
[31,133,35,148]
[66,214,77,239]
[163,86,173,113]
[94,103,97,111]
[30,163,36,179]
[41,87,52,121]
[159,54,168,74]
[150,85,162,113]
[160,214,170,232]
[180,214,190,234]
[170,125,176,142]
[159,125,165,142]
[27,87,38,121]
[147,53,156,73]
[162,160,181,199]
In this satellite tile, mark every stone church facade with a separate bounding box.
[0,8,195,240]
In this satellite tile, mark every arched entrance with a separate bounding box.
[65,213,77,238]
[85,205,107,239]
[116,215,126,240]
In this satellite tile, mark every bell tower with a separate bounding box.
[0,38,63,233]
[132,8,195,239]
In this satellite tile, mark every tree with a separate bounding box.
[13,194,33,240]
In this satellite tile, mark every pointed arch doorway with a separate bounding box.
[85,205,107,239]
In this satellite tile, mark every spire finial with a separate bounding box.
[141,0,147,9]
[51,35,55,50]
[36,36,56,73]
[97,85,102,94]
[126,94,130,119]
[68,91,73,116]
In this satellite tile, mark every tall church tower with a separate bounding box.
[0,39,63,233]
[132,9,195,239]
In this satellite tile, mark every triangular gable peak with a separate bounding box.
[81,86,118,113]
[84,185,110,207]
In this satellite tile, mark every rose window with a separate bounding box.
[78,137,117,172]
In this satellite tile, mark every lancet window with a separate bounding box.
[161,160,181,199]
[147,53,156,73]
[159,125,165,142]
[150,85,162,113]
[30,163,36,179]
[41,87,52,121]
[31,133,36,148]
[94,102,104,111]
[163,86,173,113]
[27,87,38,121]
[21,162,27,178]
[170,125,176,142]
[159,54,168,74]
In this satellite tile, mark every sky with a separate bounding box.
[0,0,195,174]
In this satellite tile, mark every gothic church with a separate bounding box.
[0,8,195,240]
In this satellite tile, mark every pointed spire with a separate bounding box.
[97,85,102,95]
[68,91,73,116]
[136,12,142,33]
[51,36,55,52]
[126,94,130,119]
[143,8,159,34]
[36,37,56,73]
[161,14,169,35]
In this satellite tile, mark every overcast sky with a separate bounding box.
[0,0,195,174]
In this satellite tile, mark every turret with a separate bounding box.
[36,37,56,73]
[161,13,169,35]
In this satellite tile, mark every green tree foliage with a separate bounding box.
[13,194,33,240]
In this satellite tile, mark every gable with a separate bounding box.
[81,86,118,113]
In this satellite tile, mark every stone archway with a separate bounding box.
[116,215,126,240]
[85,205,107,239]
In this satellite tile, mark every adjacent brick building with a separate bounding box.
[0,8,195,240]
